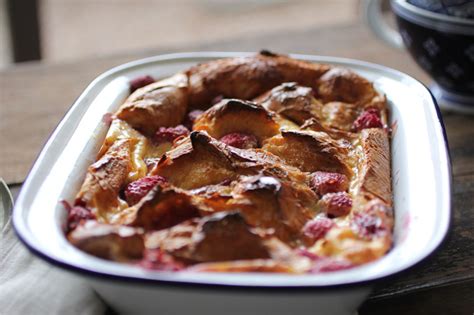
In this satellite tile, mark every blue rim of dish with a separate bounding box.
[391,0,474,35]
[12,52,453,290]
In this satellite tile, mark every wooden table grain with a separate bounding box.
[1,22,473,315]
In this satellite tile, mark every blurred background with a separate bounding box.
[0,0,364,67]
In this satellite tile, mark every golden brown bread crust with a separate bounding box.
[152,130,310,191]
[117,185,200,231]
[262,130,352,176]
[68,52,393,273]
[321,102,359,131]
[358,128,392,205]
[150,133,317,244]
[255,82,322,125]
[151,131,237,190]
[316,68,377,105]
[173,173,316,244]
[255,83,364,137]
[230,174,316,244]
[146,212,271,263]
[193,99,280,142]
[116,73,188,136]
[75,139,133,221]
[68,221,144,261]
[187,237,311,273]
[187,51,330,108]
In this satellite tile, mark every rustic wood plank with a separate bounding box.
[443,113,474,177]
[360,280,474,315]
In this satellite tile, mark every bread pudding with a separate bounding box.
[65,51,393,273]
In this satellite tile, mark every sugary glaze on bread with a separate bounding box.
[67,52,393,273]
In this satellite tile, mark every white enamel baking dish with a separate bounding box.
[13,52,451,315]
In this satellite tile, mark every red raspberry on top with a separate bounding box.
[125,175,167,205]
[155,125,189,144]
[129,75,155,93]
[67,205,95,231]
[352,211,387,239]
[352,108,383,131]
[220,132,259,149]
[318,192,352,217]
[310,171,349,196]
[303,216,334,241]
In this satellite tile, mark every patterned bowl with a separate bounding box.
[364,0,474,112]
[393,0,474,112]
[407,0,474,19]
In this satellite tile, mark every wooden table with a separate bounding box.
[1,22,473,314]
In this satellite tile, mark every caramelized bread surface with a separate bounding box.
[67,52,393,273]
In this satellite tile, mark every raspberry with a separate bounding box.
[220,132,259,149]
[139,249,184,271]
[310,171,349,196]
[155,125,190,144]
[125,175,167,205]
[352,212,387,238]
[67,205,95,231]
[129,75,155,93]
[310,257,354,273]
[318,192,352,217]
[184,110,204,129]
[352,108,383,131]
[303,216,334,241]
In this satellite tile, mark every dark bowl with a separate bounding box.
[391,0,474,108]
